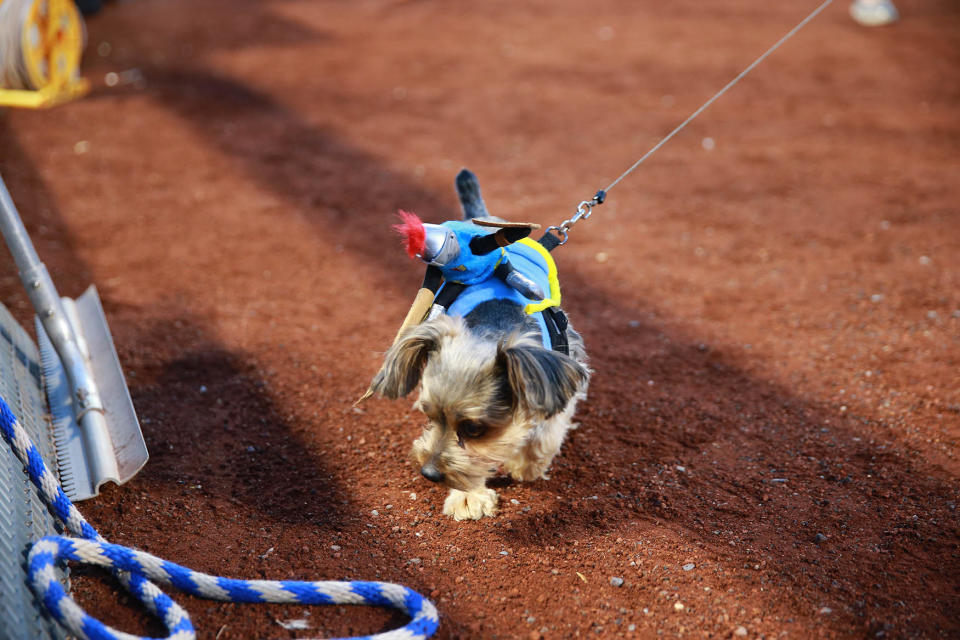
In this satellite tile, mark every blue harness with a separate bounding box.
[437,236,561,350]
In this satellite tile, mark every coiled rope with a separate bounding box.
[0,393,439,640]
[0,0,85,90]
[0,0,35,89]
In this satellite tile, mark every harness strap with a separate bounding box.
[427,231,570,354]
[537,230,563,253]
[536,231,570,354]
[433,280,466,310]
[542,307,569,356]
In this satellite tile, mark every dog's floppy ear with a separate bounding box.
[369,319,453,398]
[498,341,588,418]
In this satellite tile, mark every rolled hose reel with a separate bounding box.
[0,0,87,106]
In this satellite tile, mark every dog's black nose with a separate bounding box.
[420,463,444,483]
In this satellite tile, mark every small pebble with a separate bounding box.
[814,533,828,543]
[276,619,310,631]
[409,493,417,500]
[371,510,379,517]
[511,498,520,505]
[674,601,684,611]
[734,626,748,637]
[500,550,509,556]
[682,563,695,571]
[820,607,832,615]
[610,576,624,587]
[330,545,341,551]
[408,557,421,565]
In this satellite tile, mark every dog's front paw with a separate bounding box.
[443,488,498,520]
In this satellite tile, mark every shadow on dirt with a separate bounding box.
[508,279,959,636]
[0,122,351,528]
[111,66,958,634]
[0,139,410,634]
[125,315,347,527]
[0,123,95,314]
[145,67,455,245]
[6,7,958,633]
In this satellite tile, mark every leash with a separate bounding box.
[0,394,439,640]
[545,0,836,245]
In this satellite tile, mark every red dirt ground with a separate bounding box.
[1,0,958,638]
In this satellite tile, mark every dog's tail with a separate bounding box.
[456,168,491,220]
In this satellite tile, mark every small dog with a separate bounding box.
[368,170,590,520]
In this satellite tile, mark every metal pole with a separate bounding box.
[0,174,117,481]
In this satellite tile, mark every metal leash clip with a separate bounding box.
[546,189,606,245]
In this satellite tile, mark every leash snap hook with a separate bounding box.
[546,190,605,246]
[573,199,594,223]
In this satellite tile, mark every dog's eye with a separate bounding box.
[457,420,487,439]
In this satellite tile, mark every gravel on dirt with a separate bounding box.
[1,0,957,638]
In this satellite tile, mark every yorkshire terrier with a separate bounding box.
[366,169,590,520]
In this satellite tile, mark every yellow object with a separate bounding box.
[393,287,438,343]
[517,237,561,315]
[0,0,88,108]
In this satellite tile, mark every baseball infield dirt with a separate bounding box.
[1,0,957,638]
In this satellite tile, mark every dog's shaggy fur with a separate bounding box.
[369,170,590,520]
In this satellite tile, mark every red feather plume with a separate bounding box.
[393,210,426,259]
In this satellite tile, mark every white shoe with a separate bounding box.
[850,0,899,26]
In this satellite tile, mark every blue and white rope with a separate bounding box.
[0,396,439,640]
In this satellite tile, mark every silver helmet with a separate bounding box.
[420,224,460,266]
